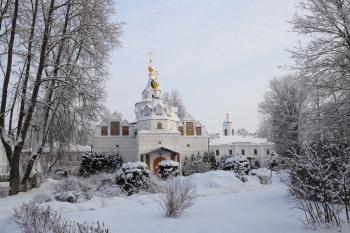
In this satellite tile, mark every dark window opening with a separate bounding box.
[110,121,120,135]
[101,126,108,136]
[196,127,202,136]
[186,122,194,136]
[122,126,129,136]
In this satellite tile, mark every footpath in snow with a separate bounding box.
[0,170,345,233]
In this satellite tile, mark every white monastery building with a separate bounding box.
[0,142,8,174]
[210,114,275,168]
[92,61,209,174]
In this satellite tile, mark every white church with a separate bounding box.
[210,114,275,168]
[92,61,209,175]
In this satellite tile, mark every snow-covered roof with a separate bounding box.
[182,113,195,121]
[122,162,148,170]
[210,135,274,146]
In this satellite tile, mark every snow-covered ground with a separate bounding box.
[0,171,347,233]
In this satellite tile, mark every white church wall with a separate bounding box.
[92,136,138,162]
[180,137,209,162]
[137,133,181,155]
[210,143,275,167]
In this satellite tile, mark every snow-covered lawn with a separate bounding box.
[0,171,346,233]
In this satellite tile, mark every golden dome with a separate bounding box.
[148,65,154,74]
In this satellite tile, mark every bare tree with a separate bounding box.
[258,74,308,155]
[0,0,122,195]
[159,179,197,217]
[11,202,111,233]
[291,0,350,138]
[162,90,186,119]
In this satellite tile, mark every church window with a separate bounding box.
[266,149,270,155]
[122,126,129,136]
[196,127,202,136]
[101,126,108,136]
[232,129,234,135]
[187,144,190,147]
[178,126,184,135]
[186,122,194,136]
[254,149,258,155]
[242,149,245,155]
[110,121,120,135]
[144,106,151,116]
[224,129,228,136]
[157,122,163,129]
[155,105,162,115]
[229,149,233,155]
[216,150,220,156]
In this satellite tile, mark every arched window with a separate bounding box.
[157,122,162,129]
[224,129,228,136]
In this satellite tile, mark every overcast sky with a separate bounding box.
[106,0,299,134]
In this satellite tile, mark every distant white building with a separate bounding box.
[210,114,275,168]
[92,60,209,175]
[0,142,9,174]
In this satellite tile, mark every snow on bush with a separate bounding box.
[54,173,123,203]
[0,173,10,182]
[159,178,197,217]
[11,202,110,233]
[287,135,350,226]
[264,154,286,170]
[116,162,150,195]
[79,152,123,177]
[158,160,180,180]
[182,153,212,176]
[220,155,250,182]
[249,168,272,185]
[54,177,93,203]
[202,152,218,170]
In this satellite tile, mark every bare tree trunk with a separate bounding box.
[9,0,55,195]
[16,0,39,137]
[0,0,18,165]
[9,145,22,195]
[21,0,71,187]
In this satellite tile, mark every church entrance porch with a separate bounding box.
[140,147,180,175]
[153,157,166,175]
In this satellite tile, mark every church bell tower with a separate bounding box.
[223,114,234,136]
